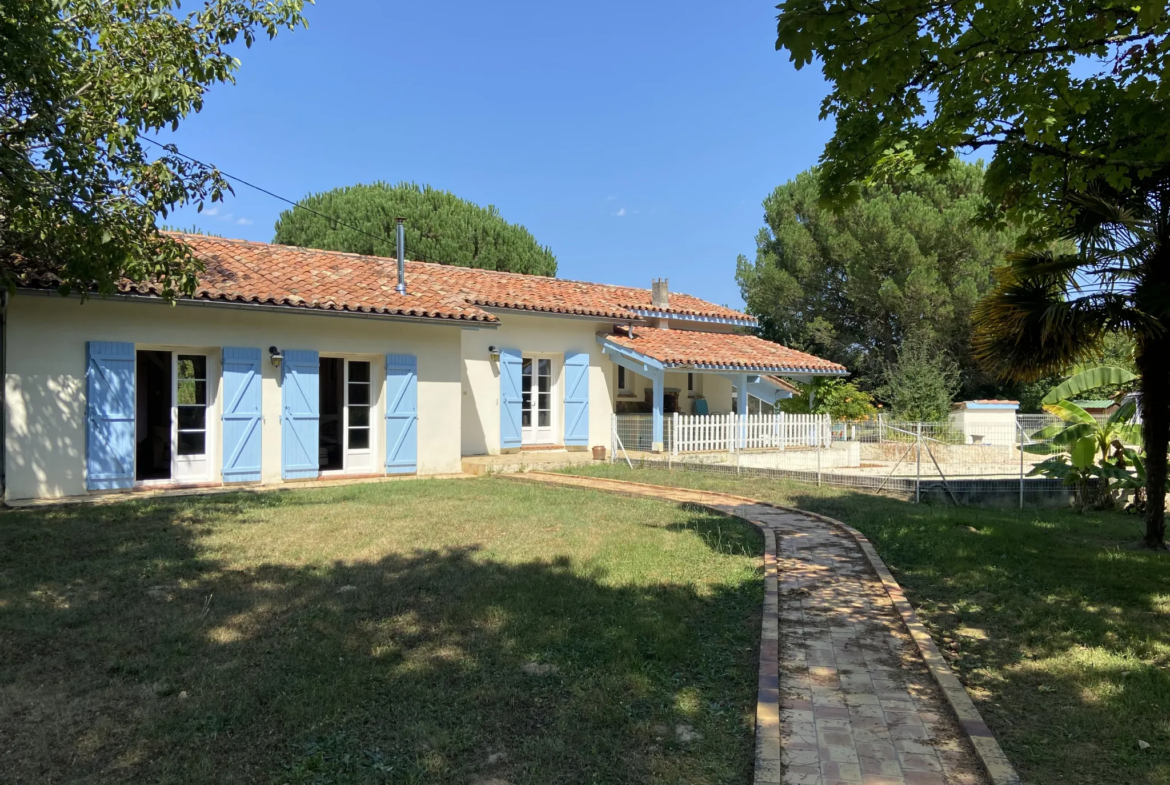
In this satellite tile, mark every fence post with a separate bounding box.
[915,421,922,504]
[817,431,822,486]
[1018,420,1025,510]
[611,414,619,465]
[672,411,679,457]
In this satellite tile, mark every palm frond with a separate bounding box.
[971,278,1106,382]
[1107,398,1138,426]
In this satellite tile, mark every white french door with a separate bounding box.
[173,353,211,482]
[344,360,373,472]
[521,356,555,445]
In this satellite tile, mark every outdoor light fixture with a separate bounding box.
[488,345,500,362]
[269,346,283,369]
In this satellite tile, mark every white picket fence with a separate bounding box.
[671,412,831,454]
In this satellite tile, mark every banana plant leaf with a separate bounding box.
[1042,365,1137,405]
[1043,400,1097,425]
[1071,436,1098,469]
[1027,456,1072,478]
[1046,421,1098,446]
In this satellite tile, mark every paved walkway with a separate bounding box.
[509,473,1019,785]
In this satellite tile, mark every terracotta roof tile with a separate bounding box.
[604,327,846,374]
[40,234,754,325]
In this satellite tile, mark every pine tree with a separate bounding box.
[273,182,557,276]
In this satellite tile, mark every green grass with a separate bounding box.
[563,463,1170,785]
[0,479,764,784]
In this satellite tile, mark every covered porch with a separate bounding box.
[598,327,847,452]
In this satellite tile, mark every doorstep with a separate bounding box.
[460,450,598,477]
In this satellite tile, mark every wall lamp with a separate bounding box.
[269,346,283,369]
[488,345,500,362]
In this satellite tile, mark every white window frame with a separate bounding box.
[617,364,634,396]
[134,345,217,487]
[521,353,558,446]
[344,359,373,473]
[320,355,379,476]
[173,352,212,483]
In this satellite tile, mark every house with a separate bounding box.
[948,399,1019,445]
[1070,399,1118,417]
[2,233,846,502]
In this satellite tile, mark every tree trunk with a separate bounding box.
[1136,335,1169,548]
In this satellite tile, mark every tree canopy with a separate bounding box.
[775,0,1170,232]
[0,0,308,298]
[272,182,557,276]
[736,160,1017,396]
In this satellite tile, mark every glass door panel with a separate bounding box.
[174,353,210,481]
[345,360,373,471]
[521,356,555,445]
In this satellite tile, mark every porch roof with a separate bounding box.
[600,327,847,375]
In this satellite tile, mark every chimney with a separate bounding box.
[651,278,669,308]
[395,217,407,295]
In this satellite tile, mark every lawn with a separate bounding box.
[0,478,764,785]
[563,463,1170,785]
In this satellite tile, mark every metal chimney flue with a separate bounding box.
[395,217,407,296]
[651,278,669,308]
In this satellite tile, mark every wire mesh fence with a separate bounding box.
[609,412,1138,508]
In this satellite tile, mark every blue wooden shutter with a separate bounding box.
[500,348,523,449]
[385,354,418,474]
[86,341,136,490]
[222,347,263,483]
[281,349,319,479]
[563,351,590,446]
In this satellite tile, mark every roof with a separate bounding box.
[952,399,1020,410]
[21,234,756,325]
[759,375,802,395]
[602,327,847,374]
[1071,399,1117,410]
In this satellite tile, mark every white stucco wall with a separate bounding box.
[948,407,1019,446]
[5,295,466,500]
[460,313,614,455]
[617,366,735,415]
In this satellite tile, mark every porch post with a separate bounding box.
[652,372,665,452]
[736,372,748,449]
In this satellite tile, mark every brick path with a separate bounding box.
[509,473,1020,785]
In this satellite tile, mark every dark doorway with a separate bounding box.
[319,357,344,471]
[136,350,171,481]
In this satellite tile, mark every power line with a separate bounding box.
[137,135,442,264]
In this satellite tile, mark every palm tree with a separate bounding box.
[973,190,1169,549]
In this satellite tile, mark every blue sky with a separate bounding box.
[160,1,835,309]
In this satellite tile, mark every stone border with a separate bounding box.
[756,526,782,779]
[513,472,1022,785]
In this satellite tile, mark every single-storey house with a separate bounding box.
[2,233,846,502]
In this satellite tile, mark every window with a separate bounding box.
[617,365,632,394]
[347,361,371,451]
[176,355,207,456]
[687,373,694,391]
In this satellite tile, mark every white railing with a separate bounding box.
[671,412,831,454]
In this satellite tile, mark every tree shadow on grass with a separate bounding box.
[782,487,1170,785]
[0,492,762,785]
